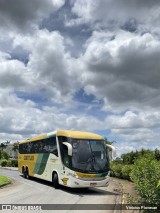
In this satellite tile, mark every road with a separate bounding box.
[0,168,121,213]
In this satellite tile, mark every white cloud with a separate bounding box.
[71,0,160,30]
[0,0,65,33]
[1,1,160,155]
[0,89,105,143]
[2,29,82,104]
[107,111,160,130]
[81,30,160,112]
[0,51,29,89]
[105,110,160,156]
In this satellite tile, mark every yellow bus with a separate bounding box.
[18,130,115,188]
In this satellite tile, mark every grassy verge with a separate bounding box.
[0,175,11,187]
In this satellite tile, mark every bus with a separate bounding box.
[18,130,115,188]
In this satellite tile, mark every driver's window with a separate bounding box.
[62,144,69,166]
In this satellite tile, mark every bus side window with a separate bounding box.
[45,137,58,156]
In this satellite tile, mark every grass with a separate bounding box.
[0,175,11,187]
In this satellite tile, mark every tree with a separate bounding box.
[121,153,128,164]
[0,141,10,151]
[104,137,116,145]
[155,149,160,161]
[0,143,5,151]
[12,142,19,152]
[140,147,146,156]
[121,149,156,165]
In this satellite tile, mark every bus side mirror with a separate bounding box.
[106,144,116,161]
[63,142,73,156]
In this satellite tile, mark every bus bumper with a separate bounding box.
[68,176,109,188]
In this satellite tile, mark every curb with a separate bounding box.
[0,175,12,188]
[0,166,18,171]
[0,182,12,188]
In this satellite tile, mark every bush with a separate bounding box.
[11,159,18,167]
[1,151,9,160]
[110,163,133,180]
[110,162,123,178]
[6,160,12,167]
[1,160,8,167]
[122,164,133,180]
[130,157,160,205]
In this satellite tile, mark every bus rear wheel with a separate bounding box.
[22,167,26,178]
[52,172,59,189]
[22,167,30,179]
[25,167,30,179]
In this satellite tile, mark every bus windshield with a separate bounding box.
[71,139,109,173]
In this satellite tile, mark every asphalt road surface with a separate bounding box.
[0,168,121,213]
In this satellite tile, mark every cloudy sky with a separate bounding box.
[0,0,160,156]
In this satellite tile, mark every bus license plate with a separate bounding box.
[90,183,97,187]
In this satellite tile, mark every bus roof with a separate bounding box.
[20,130,103,144]
[57,130,103,140]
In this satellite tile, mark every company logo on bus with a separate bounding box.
[24,155,34,160]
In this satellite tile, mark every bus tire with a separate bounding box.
[52,172,59,189]
[25,167,30,179]
[22,167,26,178]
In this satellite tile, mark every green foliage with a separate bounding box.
[111,148,160,180]
[104,137,115,145]
[111,148,160,208]
[12,142,19,152]
[6,160,11,167]
[110,162,123,178]
[155,149,160,161]
[10,159,18,167]
[121,151,136,164]
[122,164,134,180]
[0,141,10,151]
[110,162,133,180]
[0,143,6,151]
[130,157,160,205]
[1,159,8,167]
[121,148,156,164]
[0,159,18,167]
[0,175,11,186]
[1,151,9,160]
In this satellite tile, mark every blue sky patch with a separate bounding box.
[40,1,92,57]
[16,90,50,109]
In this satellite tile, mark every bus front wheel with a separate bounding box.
[52,172,59,189]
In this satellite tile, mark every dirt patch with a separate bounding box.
[110,177,140,213]
[111,177,138,197]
